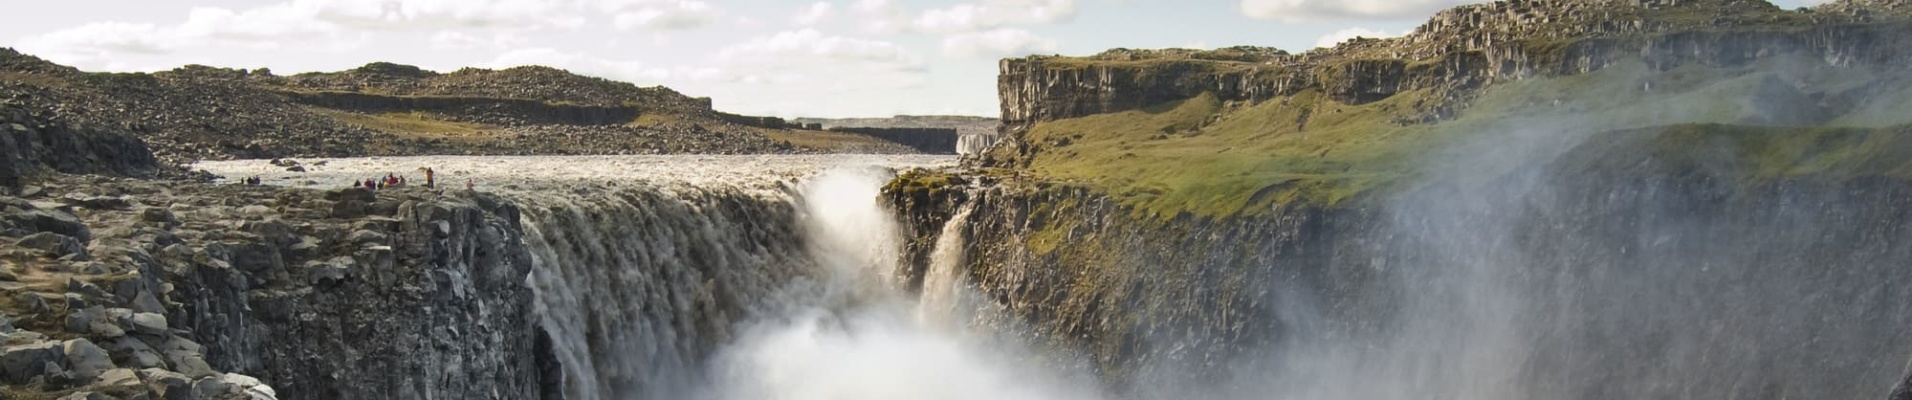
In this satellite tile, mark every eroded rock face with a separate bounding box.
[891,132,1912,399]
[0,92,159,187]
[0,176,552,400]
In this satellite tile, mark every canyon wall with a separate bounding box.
[994,5,1912,155]
[920,1,1912,397]
[892,127,1912,398]
[829,127,960,154]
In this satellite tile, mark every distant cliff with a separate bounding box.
[0,51,910,162]
[828,127,959,154]
[995,0,1912,150]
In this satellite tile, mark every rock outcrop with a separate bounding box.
[0,175,553,400]
[0,86,159,188]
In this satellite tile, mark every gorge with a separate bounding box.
[1,0,1912,399]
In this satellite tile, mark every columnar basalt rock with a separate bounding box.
[991,0,1912,163]
[0,177,556,400]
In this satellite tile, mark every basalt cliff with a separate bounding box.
[893,0,1912,398]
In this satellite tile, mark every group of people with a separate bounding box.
[354,168,435,190]
[240,176,263,186]
[350,168,474,191]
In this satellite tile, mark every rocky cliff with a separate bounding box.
[899,0,1912,398]
[893,124,1912,399]
[0,175,556,400]
[992,0,1912,159]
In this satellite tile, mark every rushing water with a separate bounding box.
[198,155,1099,400]
[197,151,1912,400]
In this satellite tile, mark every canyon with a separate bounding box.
[0,0,1909,399]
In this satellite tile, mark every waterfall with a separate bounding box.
[473,155,1093,400]
[957,132,1000,157]
[917,197,978,325]
[518,184,816,400]
[702,168,1104,400]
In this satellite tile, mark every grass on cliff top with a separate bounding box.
[1011,57,1912,220]
[315,109,496,138]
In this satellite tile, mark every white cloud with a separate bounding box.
[429,31,527,50]
[609,0,720,31]
[717,29,917,66]
[911,0,1076,34]
[792,2,836,26]
[1314,27,1399,48]
[1241,0,1482,21]
[306,0,586,30]
[941,28,1058,59]
[701,28,928,105]
[17,22,178,56]
[847,0,908,33]
[16,0,731,65]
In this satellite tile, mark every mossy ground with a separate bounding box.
[1002,57,1912,221]
[313,109,496,139]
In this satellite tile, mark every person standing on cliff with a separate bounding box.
[426,168,436,188]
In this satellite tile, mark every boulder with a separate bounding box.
[139,206,175,222]
[42,360,76,388]
[166,352,215,379]
[5,209,91,242]
[222,373,279,400]
[130,291,166,315]
[1,341,67,383]
[14,292,55,314]
[66,278,109,301]
[62,338,113,383]
[127,313,168,337]
[53,391,116,400]
[330,199,368,219]
[144,368,192,399]
[207,242,282,275]
[95,367,139,386]
[103,337,163,369]
[64,307,124,338]
[18,232,86,259]
[323,188,376,203]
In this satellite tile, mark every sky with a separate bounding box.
[2,0,1831,118]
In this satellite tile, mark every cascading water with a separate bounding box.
[195,132,1912,400]
[706,168,1103,400]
